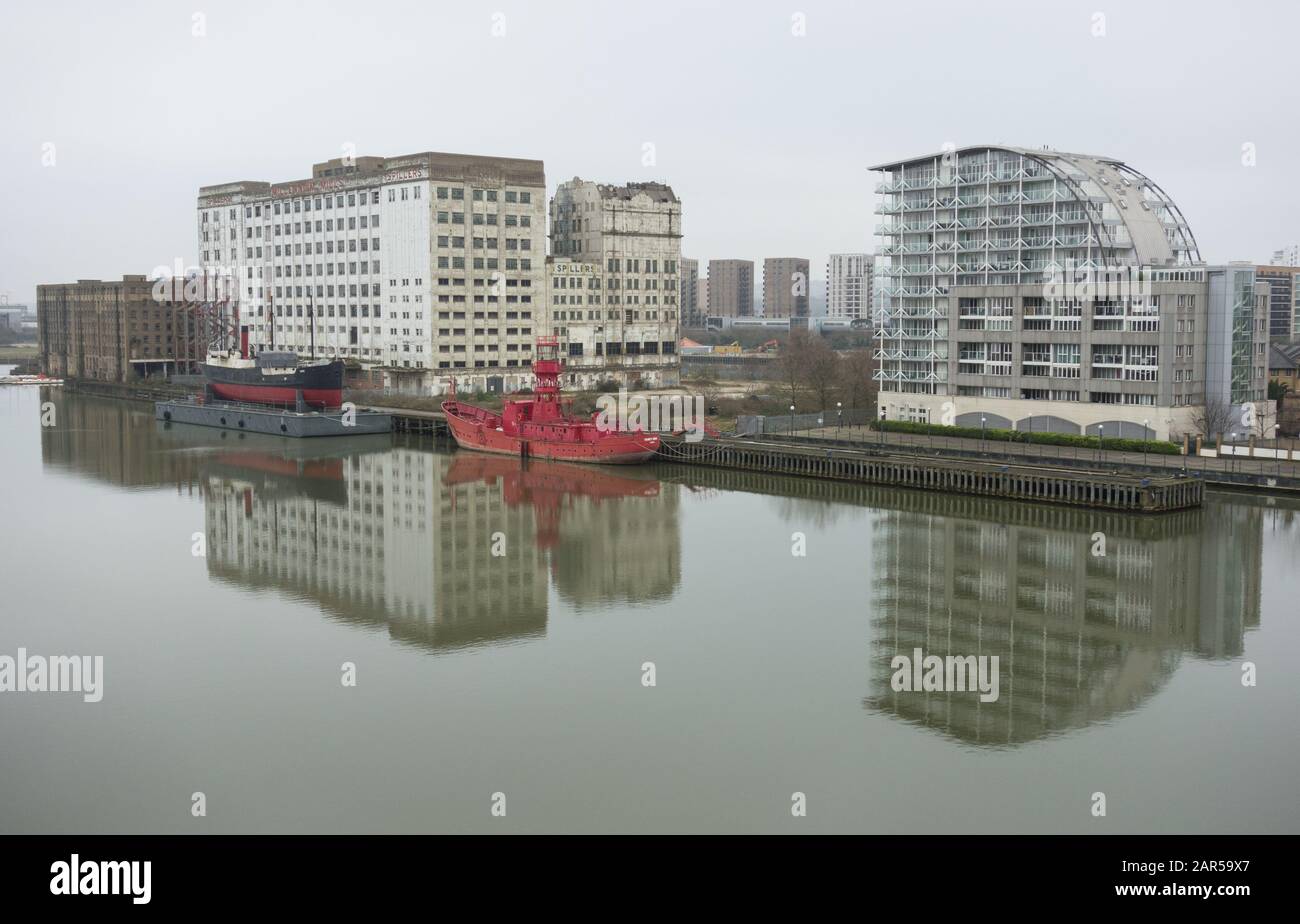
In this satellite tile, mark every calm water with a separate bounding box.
[1,386,1298,834]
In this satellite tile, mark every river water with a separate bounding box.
[1,386,1297,833]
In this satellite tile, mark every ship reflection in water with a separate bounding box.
[198,435,680,652]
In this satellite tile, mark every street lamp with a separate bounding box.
[879,408,886,447]
[1142,419,1150,469]
[1230,432,1238,475]
[1097,424,1104,466]
[836,401,842,438]
[1271,424,1282,476]
[789,404,795,436]
[981,415,987,453]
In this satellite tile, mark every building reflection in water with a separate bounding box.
[38,395,682,650]
[654,467,1270,750]
[198,436,680,652]
[444,454,677,608]
[864,493,1264,748]
[40,391,205,491]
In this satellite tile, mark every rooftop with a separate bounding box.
[870,143,1200,267]
[560,178,679,204]
[199,150,545,199]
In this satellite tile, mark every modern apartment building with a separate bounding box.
[680,258,701,326]
[1255,264,1300,341]
[1270,245,1298,267]
[37,275,202,381]
[706,260,754,318]
[826,253,874,320]
[548,178,683,388]
[872,145,1269,440]
[197,151,547,395]
[762,257,810,318]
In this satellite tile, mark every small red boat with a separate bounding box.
[441,337,660,464]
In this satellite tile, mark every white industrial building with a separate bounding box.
[197,151,547,394]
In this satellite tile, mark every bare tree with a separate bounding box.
[1191,398,1234,441]
[1252,400,1279,441]
[777,329,812,408]
[838,349,876,411]
[803,338,841,413]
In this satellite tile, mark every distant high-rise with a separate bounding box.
[680,258,701,326]
[706,260,754,318]
[826,253,874,320]
[762,257,810,318]
[1256,264,1300,341]
[1270,245,1299,267]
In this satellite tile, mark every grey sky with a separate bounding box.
[1,0,1297,308]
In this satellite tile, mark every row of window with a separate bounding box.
[275,261,379,278]
[435,187,532,204]
[552,309,674,322]
[203,183,536,226]
[552,294,677,309]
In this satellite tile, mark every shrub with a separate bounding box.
[869,420,1181,455]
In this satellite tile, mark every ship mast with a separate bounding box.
[265,264,274,352]
[532,335,564,421]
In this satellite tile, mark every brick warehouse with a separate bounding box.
[38,275,204,382]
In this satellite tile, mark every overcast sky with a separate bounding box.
[1,0,1296,308]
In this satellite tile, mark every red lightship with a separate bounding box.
[441,337,660,464]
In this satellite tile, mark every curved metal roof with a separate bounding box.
[870,145,1200,266]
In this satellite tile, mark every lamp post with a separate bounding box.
[879,408,886,447]
[1230,432,1238,476]
[836,401,842,439]
[1142,418,1150,469]
[1271,424,1282,477]
[789,404,795,436]
[981,415,987,453]
[1097,424,1104,466]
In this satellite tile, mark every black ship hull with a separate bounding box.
[203,358,345,408]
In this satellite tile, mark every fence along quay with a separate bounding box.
[655,435,1202,513]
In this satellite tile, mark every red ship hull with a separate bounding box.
[442,400,660,464]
